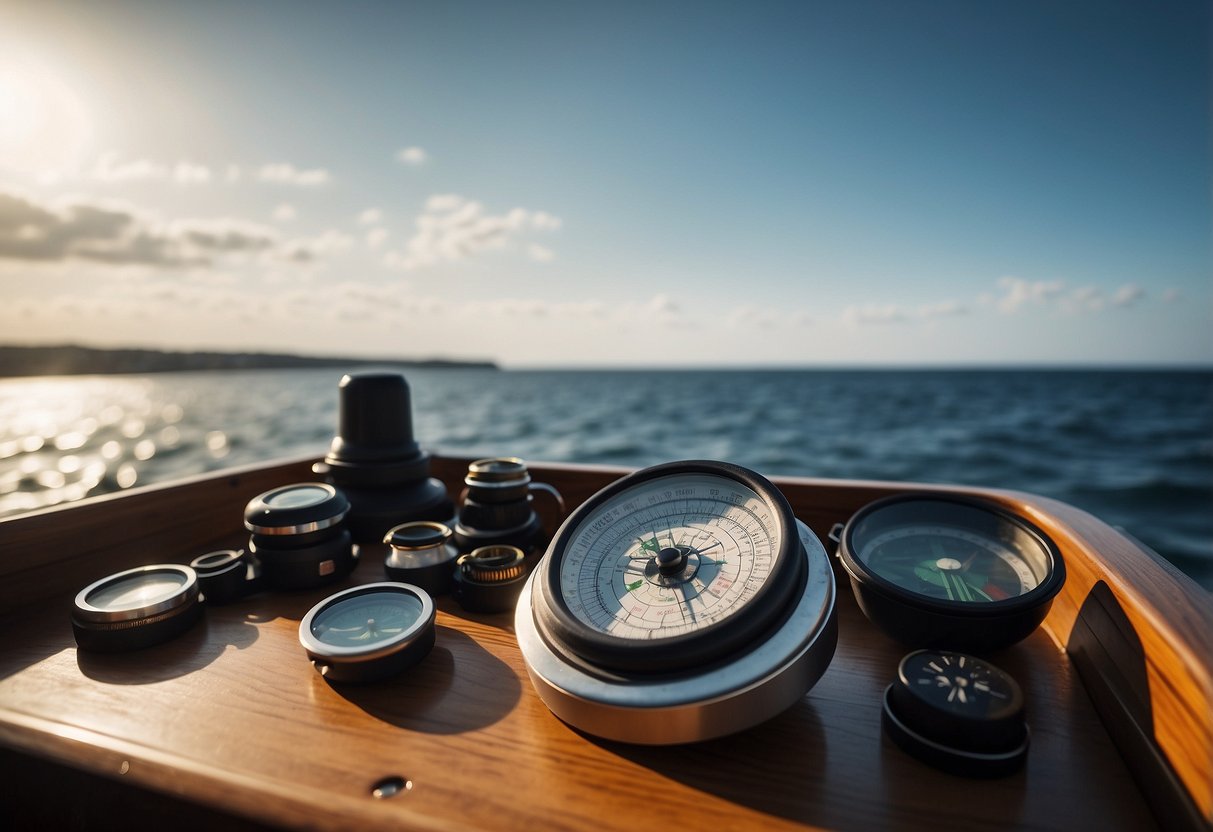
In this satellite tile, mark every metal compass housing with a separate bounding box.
[516,460,837,745]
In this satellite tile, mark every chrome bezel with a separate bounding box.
[516,520,837,744]
[299,582,435,664]
[73,564,199,625]
[245,483,348,536]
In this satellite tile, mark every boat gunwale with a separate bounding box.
[0,454,1209,830]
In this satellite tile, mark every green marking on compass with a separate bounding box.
[638,536,662,555]
[625,579,644,592]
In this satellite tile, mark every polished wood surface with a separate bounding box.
[0,456,1209,831]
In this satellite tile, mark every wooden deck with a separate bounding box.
[1,456,1209,830]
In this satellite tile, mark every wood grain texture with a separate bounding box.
[0,455,1208,831]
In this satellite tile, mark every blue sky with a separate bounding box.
[0,0,1208,366]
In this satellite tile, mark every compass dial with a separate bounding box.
[310,590,422,648]
[299,582,436,683]
[862,526,1039,602]
[561,473,776,639]
[535,461,803,673]
[882,649,1029,776]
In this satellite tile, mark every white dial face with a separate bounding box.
[559,473,778,641]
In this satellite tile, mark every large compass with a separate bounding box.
[517,460,837,744]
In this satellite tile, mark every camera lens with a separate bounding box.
[383,521,459,596]
[190,549,263,604]
[244,483,358,589]
[452,545,529,613]
[72,564,202,652]
[453,457,562,554]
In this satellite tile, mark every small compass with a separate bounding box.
[299,582,436,683]
[836,493,1065,651]
[882,649,1029,777]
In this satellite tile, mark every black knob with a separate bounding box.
[327,373,421,464]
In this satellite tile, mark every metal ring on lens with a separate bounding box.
[244,483,349,535]
[465,457,531,488]
[384,520,452,550]
[459,545,527,582]
[73,564,198,625]
[190,549,244,578]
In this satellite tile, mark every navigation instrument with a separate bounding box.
[882,649,1029,777]
[299,582,436,683]
[835,493,1065,651]
[517,460,837,744]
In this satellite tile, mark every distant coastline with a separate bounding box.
[0,344,498,377]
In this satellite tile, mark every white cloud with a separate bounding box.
[0,187,277,267]
[0,187,360,271]
[90,153,213,185]
[390,194,562,270]
[527,243,555,262]
[365,227,389,249]
[357,208,383,225]
[1069,285,1104,311]
[1111,284,1145,307]
[996,276,1065,313]
[397,146,428,166]
[1161,287,1182,303]
[256,163,332,187]
[843,304,907,325]
[280,229,355,262]
[426,194,465,213]
[640,293,681,324]
[918,300,967,318]
[272,203,297,222]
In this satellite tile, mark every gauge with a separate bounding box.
[836,493,1065,651]
[299,582,435,683]
[882,649,1029,777]
[517,460,837,745]
[72,564,202,652]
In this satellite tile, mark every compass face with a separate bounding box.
[536,461,804,673]
[845,496,1058,607]
[861,525,1040,603]
[559,472,778,641]
[311,590,424,649]
[898,649,1022,721]
[299,583,437,683]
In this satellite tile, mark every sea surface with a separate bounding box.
[1,368,1210,590]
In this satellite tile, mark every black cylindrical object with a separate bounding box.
[244,483,358,589]
[321,373,452,542]
[190,549,264,604]
[452,545,529,613]
[453,457,561,554]
[383,521,460,596]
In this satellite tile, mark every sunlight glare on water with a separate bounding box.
[0,368,1209,590]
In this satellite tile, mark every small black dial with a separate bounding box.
[882,649,1029,777]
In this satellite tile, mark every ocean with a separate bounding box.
[1,368,1210,590]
